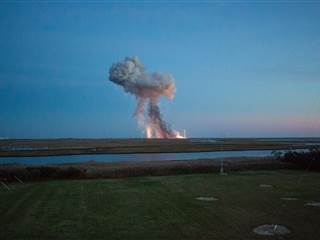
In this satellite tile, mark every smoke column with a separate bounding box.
[108,56,184,138]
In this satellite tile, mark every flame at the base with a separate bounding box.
[145,127,186,139]
[146,126,153,139]
[173,130,186,139]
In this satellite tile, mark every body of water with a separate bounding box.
[0,149,306,165]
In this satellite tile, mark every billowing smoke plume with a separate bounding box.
[109,56,184,138]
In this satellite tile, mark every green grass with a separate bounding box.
[1,170,320,240]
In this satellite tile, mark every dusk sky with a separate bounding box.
[0,2,319,138]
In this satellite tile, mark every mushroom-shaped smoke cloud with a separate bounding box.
[109,56,184,138]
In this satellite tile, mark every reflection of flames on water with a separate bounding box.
[145,126,186,139]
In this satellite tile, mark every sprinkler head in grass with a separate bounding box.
[196,197,218,201]
[253,224,291,236]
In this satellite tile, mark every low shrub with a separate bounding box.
[280,147,320,171]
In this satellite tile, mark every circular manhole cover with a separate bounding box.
[281,197,298,201]
[196,197,218,201]
[253,224,291,236]
[259,184,273,188]
[305,202,320,207]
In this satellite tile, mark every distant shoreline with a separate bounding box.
[0,138,314,157]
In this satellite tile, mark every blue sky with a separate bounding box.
[0,2,319,138]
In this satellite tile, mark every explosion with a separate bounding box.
[108,56,186,139]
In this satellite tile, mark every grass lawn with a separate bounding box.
[1,170,320,240]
